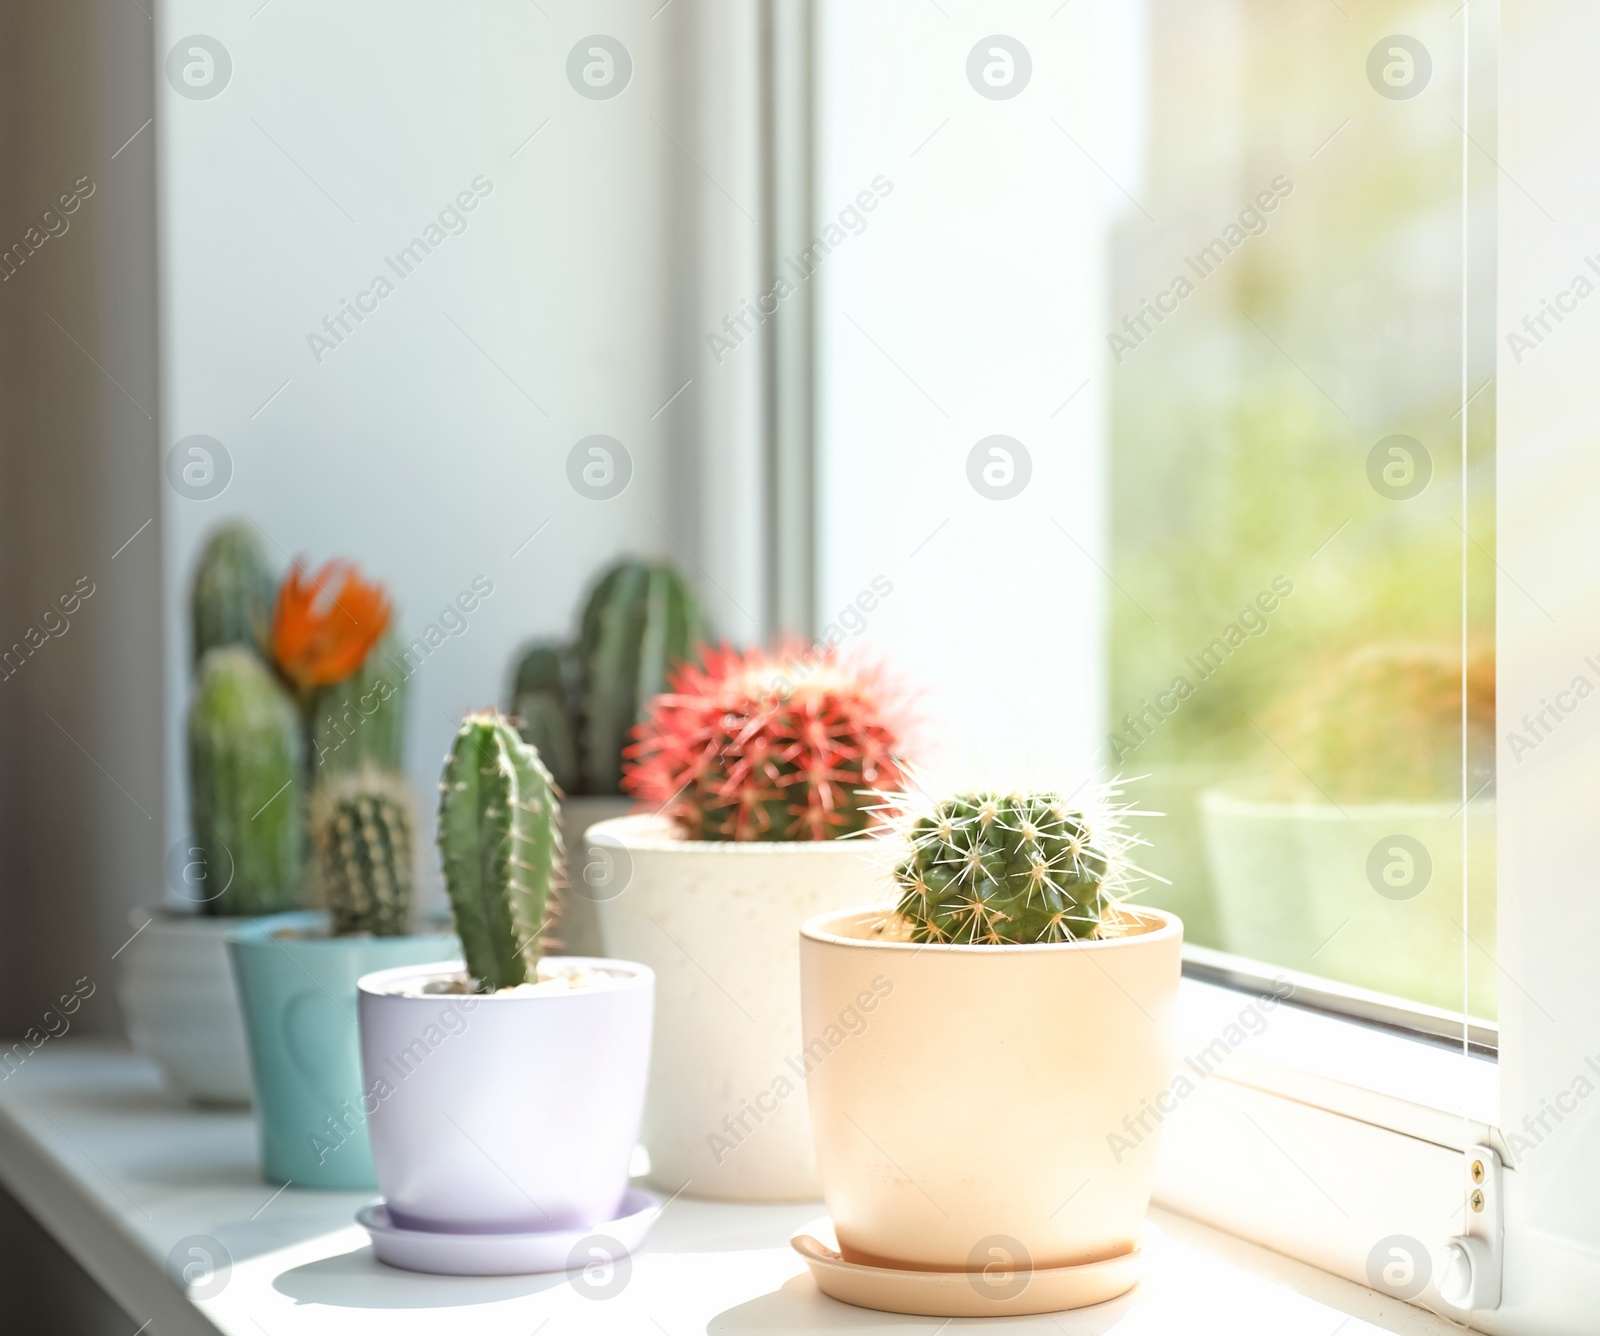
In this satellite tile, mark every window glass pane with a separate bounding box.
[1110,2,1495,1021]
[815,0,1494,1027]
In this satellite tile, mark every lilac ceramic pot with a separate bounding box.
[357,957,654,1234]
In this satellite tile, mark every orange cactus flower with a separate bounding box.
[270,560,391,691]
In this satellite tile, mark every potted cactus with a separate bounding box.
[119,524,302,1104]
[795,788,1180,1316]
[355,713,654,1255]
[586,643,908,1201]
[507,558,706,956]
[118,525,408,1105]
[1200,641,1496,1012]
[228,768,457,1189]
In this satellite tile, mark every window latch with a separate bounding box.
[1435,1143,1502,1312]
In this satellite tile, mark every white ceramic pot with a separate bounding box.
[1200,781,1497,1013]
[357,957,654,1234]
[588,814,893,1201]
[117,906,253,1106]
[799,906,1182,1275]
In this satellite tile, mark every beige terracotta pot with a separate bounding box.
[799,906,1182,1274]
[589,815,892,1201]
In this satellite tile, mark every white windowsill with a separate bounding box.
[1176,975,1500,1157]
[0,1041,1473,1334]
[1151,976,1500,1325]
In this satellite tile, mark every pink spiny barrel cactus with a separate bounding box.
[622,643,907,842]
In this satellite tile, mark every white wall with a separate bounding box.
[157,0,765,905]
[814,2,1108,788]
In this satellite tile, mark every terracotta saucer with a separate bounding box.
[790,1218,1153,1318]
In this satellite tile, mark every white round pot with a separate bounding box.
[587,814,893,1201]
[800,906,1182,1275]
[357,957,654,1234]
[117,906,253,1106]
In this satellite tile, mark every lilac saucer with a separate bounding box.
[358,1187,660,1276]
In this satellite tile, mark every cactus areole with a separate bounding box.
[623,644,906,842]
[889,790,1144,944]
[438,713,562,992]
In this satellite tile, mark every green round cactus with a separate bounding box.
[311,769,415,937]
[190,522,276,668]
[892,791,1137,944]
[438,712,562,991]
[187,647,302,916]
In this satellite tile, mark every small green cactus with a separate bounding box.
[438,712,562,992]
[188,647,302,916]
[310,631,408,783]
[577,561,704,795]
[191,523,276,668]
[891,791,1141,944]
[509,643,580,794]
[311,769,415,937]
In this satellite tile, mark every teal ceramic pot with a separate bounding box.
[229,912,459,1189]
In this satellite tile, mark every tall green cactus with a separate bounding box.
[893,791,1134,944]
[310,631,408,784]
[311,769,414,937]
[438,712,562,991]
[509,643,580,795]
[188,647,302,916]
[577,561,703,795]
[191,523,276,668]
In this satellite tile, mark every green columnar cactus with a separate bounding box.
[311,769,415,936]
[310,631,409,783]
[191,523,276,668]
[438,712,562,992]
[188,647,303,916]
[509,644,581,794]
[577,560,704,795]
[892,791,1137,944]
